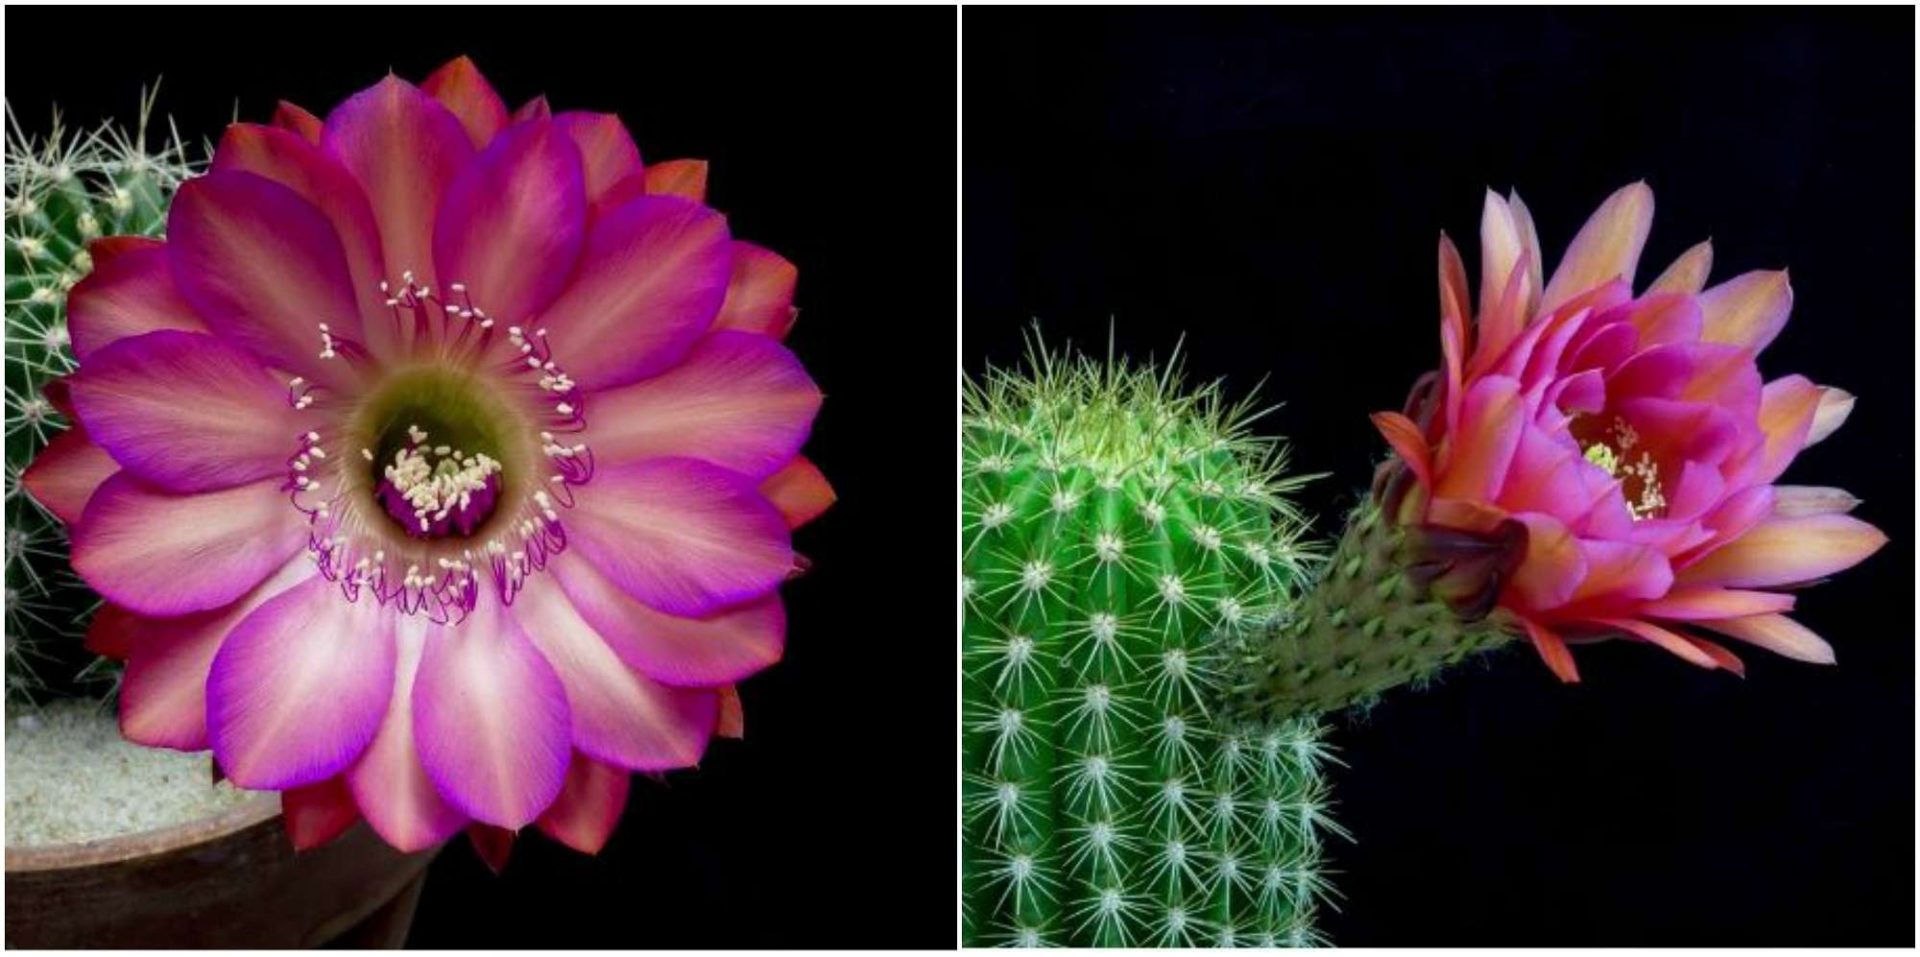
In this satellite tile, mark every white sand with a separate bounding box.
[6,699,263,847]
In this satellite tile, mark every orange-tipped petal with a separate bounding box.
[714,242,800,339]
[1434,375,1525,502]
[1478,190,1523,320]
[21,425,118,525]
[270,101,324,144]
[283,776,361,850]
[1542,182,1654,312]
[717,685,745,738]
[1695,613,1835,665]
[1438,233,1471,370]
[1681,636,1746,677]
[1507,190,1544,317]
[422,55,509,148]
[1640,586,1795,621]
[512,96,551,124]
[1773,485,1862,518]
[1753,375,1822,482]
[644,158,707,203]
[1598,617,1722,670]
[467,824,516,874]
[1522,618,1581,683]
[1677,514,1888,588]
[1805,387,1855,446]
[1699,269,1792,353]
[1646,240,1714,295]
[1369,411,1434,490]
[536,754,631,854]
[760,456,835,530]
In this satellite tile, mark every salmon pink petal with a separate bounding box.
[1772,485,1861,517]
[1521,618,1580,683]
[1596,617,1721,669]
[512,580,718,770]
[1805,387,1854,447]
[347,616,467,851]
[412,599,570,829]
[1370,411,1434,489]
[1699,269,1792,353]
[1434,375,1524,503]
[550,555,784,686]
[1497,427,1589,520]
[512,96,551,123]
[322,76,473,291]
[207,575,396,789]
[569,457,792,616]
[1752,375,1821,483]
[1625,293,1704,349]
[1569,539,1673,605]
[1646,240,1713,295]
[1506,512,1587,611]
[644,158,708,202]
[22,426,117,524]
[587,332,820,478]
[72,475,307,617]
[1677,514,1888,588]
[760,456,835,530]
[1682,637,1747,676]
[119,558,313,751]
[69,331,301,493]
[66,241,206,360]
[1695,614,1836,665]
[713,242,799,338]
[1478,189,1525,323]
[555,112,643,210]
[283,776,361,850]
[536,754,631,853]
[1640,586,1795,620]
[535,195,730,391]
[433,121,586,325]
[271,101,324,143]
[423,55,509,148]
[1542,182,1654,313]
[166,171,364,387]
[716,685,744,738]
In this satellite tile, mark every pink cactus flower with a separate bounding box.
[1370,182,1885,682]
[24,56,834,858]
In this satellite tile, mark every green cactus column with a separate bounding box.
[961,339,1339,947]
[5,89,196,699]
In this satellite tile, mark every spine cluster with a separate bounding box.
[5,88,197,700]
[961,338,1338,947]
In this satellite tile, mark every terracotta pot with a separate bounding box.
[5,793,438,948]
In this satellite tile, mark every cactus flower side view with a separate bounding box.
[21,56,836,861]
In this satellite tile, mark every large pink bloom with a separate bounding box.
[24,57,834,858]
[1371,182,1885,681]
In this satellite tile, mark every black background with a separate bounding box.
[8,6,956,948]
[967,8,1913,947]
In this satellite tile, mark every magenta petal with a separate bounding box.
[347,616,468,851]
[433,120,587,325]
[167,171,365,388]
[71,474,307,617]
[67,242,207,361]
[713,242,800,339]
[587,332,821,478]
[569,457,793,616]
[551,556,785,686]
[536,195,730,391]
[322,76,474,291]
[70,331,301,493]
[536,753,631,854]
[411,599,571,829]
[1568,538,1674,605]
[207,576,396,789]
[1434,375,1525,503]
[554,111,642,210]
[511,581,718,770]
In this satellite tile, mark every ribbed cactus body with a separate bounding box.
[5,90,196,699]
[961,340,1337,947]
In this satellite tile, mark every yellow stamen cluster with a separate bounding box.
[1580,416,1665,521]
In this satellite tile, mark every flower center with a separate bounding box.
[1575,415,1667,521]
[375,425,503,539]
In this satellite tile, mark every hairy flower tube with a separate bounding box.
[22,56,834,860]
[1237,182,1886,718]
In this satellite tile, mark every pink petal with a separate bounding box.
[1695,614,1836,665]
[760,456,835,530]
[716,685,744,738]
[1521,617,1580,683]
[1542,181,1654,313]
[69,331,300,493]
[1645,240,1713,296]
[166,171,365,388]
[1624,293,1704,349]
[119,558,314,751]
[1772,485,1862,518]
[643,159,708,202]
[536,753,631,853]
[66,240,206,361]
[1568,539,1673,605]
[1506,512,1588,611]
[587,332,820,479]
[271,101,325,144]
[422,55,509,148]
[72,474,307,617]
[21,425,118,524]
[346,615,468,851]
[550,554,784,686]
[512,96,551,123]
[1805,387,1854,447]
[433,121,587,326]
[1639,586,1795,621]
[412,598,571,829]
[568,457,793,616]
[283,776,361,850]
[1434,375,1525,503]
[207,576,396,789]
[713,242,799,338]
[512,580,718,770]
[1677,513,1888,588]
[322,76,474,292]
[535,195,730,391]
[1699,269,1792,353]
[555,112,643,211]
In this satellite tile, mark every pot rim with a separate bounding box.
[5,791,281,874]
